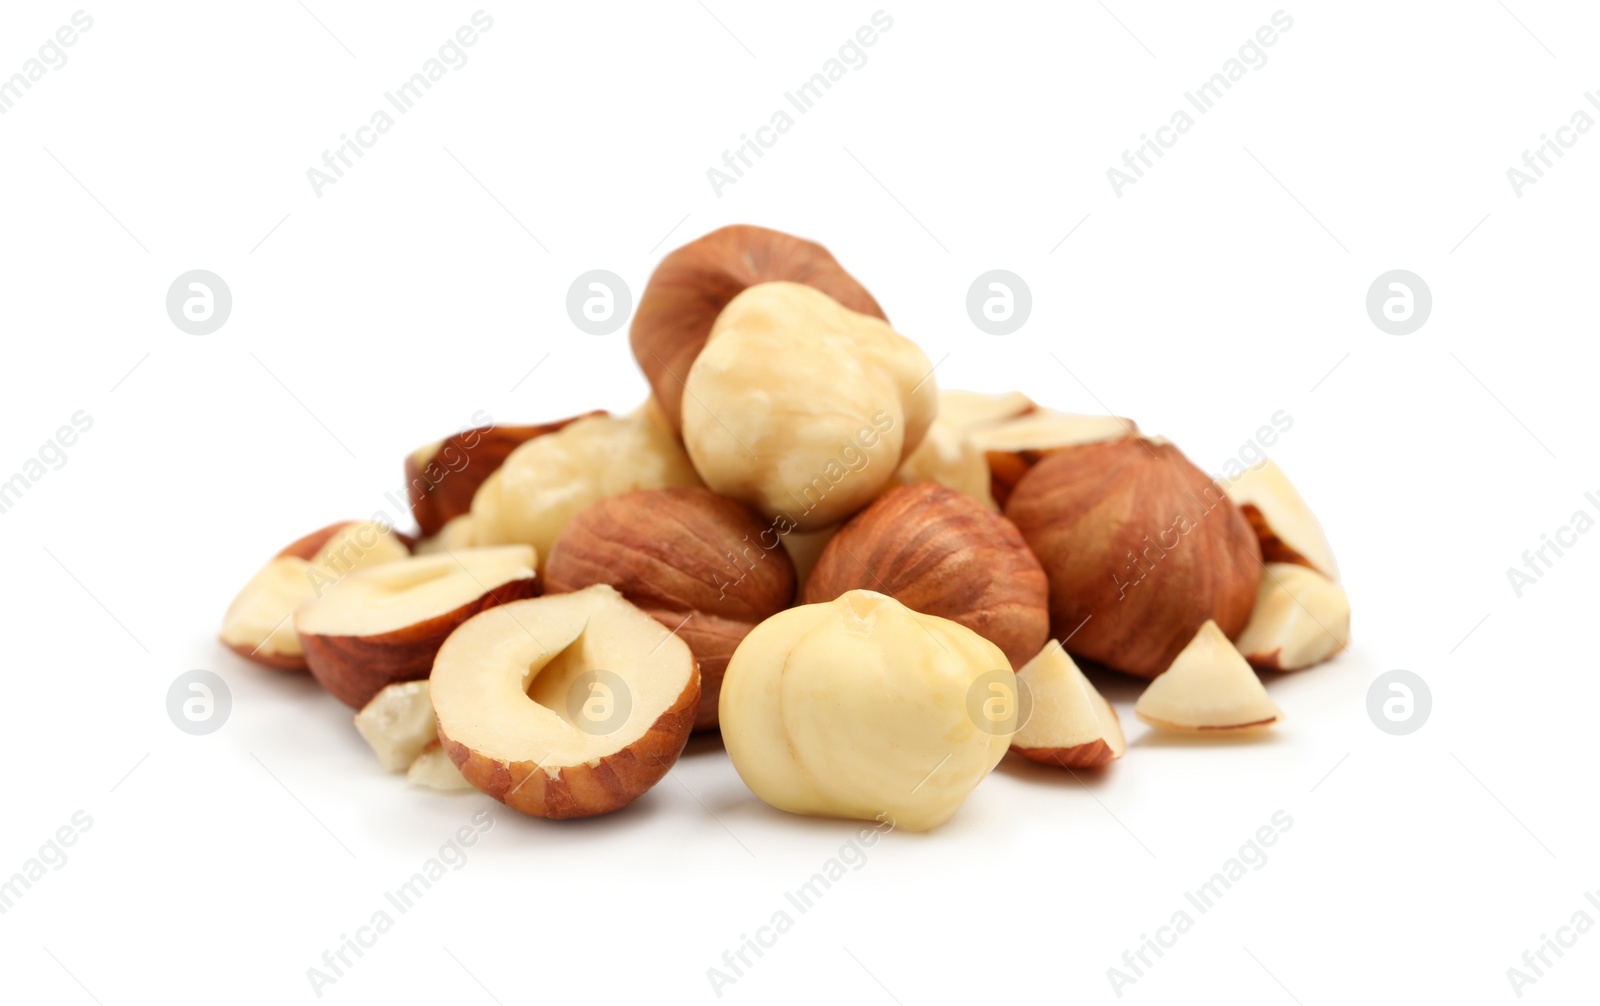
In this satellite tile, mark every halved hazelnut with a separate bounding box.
[1234,563,1350,670]
[354,680,438,771]
[1223,460,1339,580]
[297,546,540,708]
[1135,621,1283,732]
[1005,438,1262,679]
[432,584,699,819]
[969,409,1139,508]
[802,483,1048,669]
[681,281,936,531]
[406,413,604,538]
[1011,640,1126,768]
[544,487,795,730]
[631,224,885,435]
[937,389,1036,432]
[220,521,410,671]
[470,412,702,571]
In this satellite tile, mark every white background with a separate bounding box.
[1,2,1595,1003]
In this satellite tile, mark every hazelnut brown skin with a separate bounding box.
[630,225,885,435]
[543,487,796,730]
[1005,439,1262,679]
[801,483,1049,669]
[406,412,604,537]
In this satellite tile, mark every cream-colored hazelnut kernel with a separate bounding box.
[681,282,936,532]
[719,589,1014,832]
[470,412,701,569]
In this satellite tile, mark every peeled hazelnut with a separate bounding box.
[1011,640,1125,768]
[1006,438,1262,679]
[545,487,795,730]
[220,521,411,670]
[803,484,1048,669]
[1234,563,1350,670]
[1223,459,1339,580]
[433,585,700,819]
[969,409,1140,508]
[719,590,1014,832]
[1135,620,1283,732]
[470,412,702,570]
[681,281,935,531]
[892,416,997,509]
[406,412,603,538]
[631,225,885,435]
[780,524,838,597]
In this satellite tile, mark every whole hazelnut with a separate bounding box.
[1005,438,1262,678]
[544,487,796,730]
[405,411,603,538]
[803,483,1048,669]
[469,412,702,571]
[631,225,885,436]
[719,590,1015,832]
[681,281,936,531]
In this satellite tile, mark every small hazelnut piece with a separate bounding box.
[406,412,604,538]
[802,484,1048,669]
[354,680,438,771]
[1223,459,1339,580]
[1135,620,1283,732]
[296,545,540,708]
[470,412,702,570]
[407,742,474,791]
[968,409,1140,508]
[545,487,796,730]
[631,224,885,436]
[681,282,936,531]
[220,521,411,671]
[1006,438,1262,679]
[1234,563,1351,670]
[719,590,1015,832]
[432,585,700,819]
[1011,640,1125,768]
